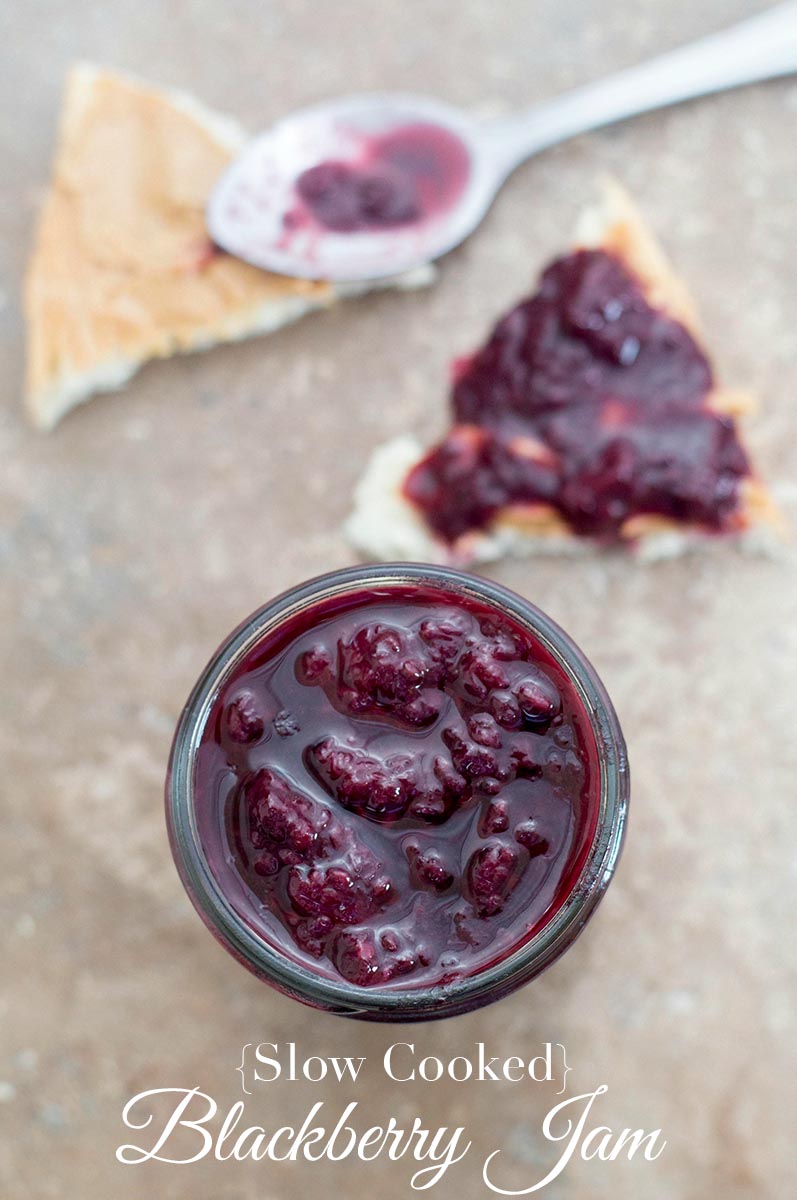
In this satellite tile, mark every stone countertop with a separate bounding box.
[1,2,796,1197]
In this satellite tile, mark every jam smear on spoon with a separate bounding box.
[292,122,471,233]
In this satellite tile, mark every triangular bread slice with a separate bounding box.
[346,179,782,564]
[24,64,434,430]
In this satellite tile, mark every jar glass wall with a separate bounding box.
[166,564,629,1021]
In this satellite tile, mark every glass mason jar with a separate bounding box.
[166,563,628,1021]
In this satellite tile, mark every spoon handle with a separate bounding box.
[485,2,797,173]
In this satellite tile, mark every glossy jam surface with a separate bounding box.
[404,250,750,542]
[195,585,599,990]
[292,123,470,233]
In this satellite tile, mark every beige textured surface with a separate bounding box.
[1,2,796,1197]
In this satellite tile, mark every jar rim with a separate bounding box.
[166,563,629,1020]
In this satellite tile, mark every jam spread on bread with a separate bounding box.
[404,250,750,543]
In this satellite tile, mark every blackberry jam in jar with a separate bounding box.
[166,564,628,1020]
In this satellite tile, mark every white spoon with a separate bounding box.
[208,2,797,282]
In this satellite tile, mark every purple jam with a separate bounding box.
[194,583,599,990]
[293,123,470,233]
[404,249,751,543]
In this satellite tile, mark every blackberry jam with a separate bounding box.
[293,123,470,233]
[404,249,751,543]
[167,565,628,1020]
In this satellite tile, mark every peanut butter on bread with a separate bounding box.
[24,64,432,430]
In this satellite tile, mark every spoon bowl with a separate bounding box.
[207,93,498,281]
